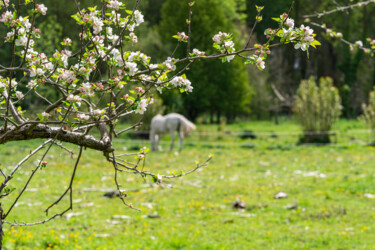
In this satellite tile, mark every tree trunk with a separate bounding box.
[0,203,3,249]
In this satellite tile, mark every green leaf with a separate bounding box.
[310,40,321,48]
[37,113,44,122]
[272,17,281,22]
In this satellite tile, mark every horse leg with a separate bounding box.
[150,130,157,151]
[169,130,175,151]
[155,134,160,151]
[178,130,183,152]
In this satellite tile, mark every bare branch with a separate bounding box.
[45,147,83,215]
[303,0,375,18]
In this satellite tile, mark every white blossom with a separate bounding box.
[256,57,265,70]
[27,80,37,89]
[80,82,94,96]
[212,32,229,45]
[285,18,294,28]
[0,11,13,23]
[41,112,51,118]
[36,4,47,15]
[77,113,90,121]
[92,109,105,116]
[134,10,144,26]
[125,62,138,76]
[107,0,122,10]
[192,48,205,56]
[355,40,363,47]
[16,91,24,99]
[135,99,148,114]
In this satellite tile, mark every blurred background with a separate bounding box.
[1,0,373,125]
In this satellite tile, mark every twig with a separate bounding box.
[303,0,375,18]
[45,147,83,215]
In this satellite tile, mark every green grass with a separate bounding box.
[1,119,375,249]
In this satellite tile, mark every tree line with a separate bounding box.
[0,0,373,122]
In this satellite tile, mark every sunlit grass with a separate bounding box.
[0,119,374,249]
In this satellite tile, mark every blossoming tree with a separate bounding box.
[0,0,319,246]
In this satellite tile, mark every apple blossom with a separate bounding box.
[15,91,24,99]
[0,0,9,8]
[192,48,205,56]
[41,112,51,118]
[77,113,90,121]
[212,32,230,44]
[36,4,48,15]
[80,82,94,96]
[93,109,105,116]
[27,80,38,89]
[286,18,295,28]
[67,94,82,106]
[256,57,265,70]
[355,40,363,47]
[135,99,148,114]
[107,0,122,11]
[0,11,13,23]
[125,62,138,76]
[134,10,144,26]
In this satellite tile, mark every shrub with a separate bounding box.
[362,88,375,142]
[294,76,341,144]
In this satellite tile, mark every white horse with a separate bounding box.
[150,113,196,151]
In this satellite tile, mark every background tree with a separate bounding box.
[158,0,253,122]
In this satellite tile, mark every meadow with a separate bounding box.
[1,119,375,249]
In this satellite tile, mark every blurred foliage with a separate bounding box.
[294,76,342,143]
[247,0,375,118]
[158,0,253,122]
[362,87,375,142]
[0,0,374,122]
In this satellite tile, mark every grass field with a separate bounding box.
[1,119,375,249]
